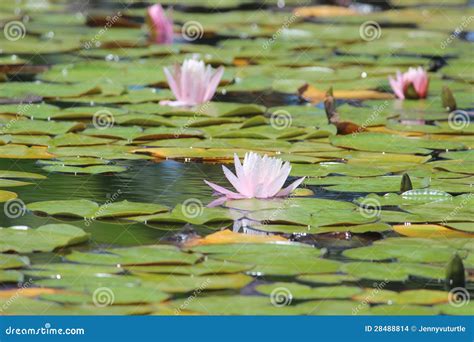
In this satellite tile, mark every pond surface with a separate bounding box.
[0,0,472,316]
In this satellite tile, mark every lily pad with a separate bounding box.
[0,224,89,253]
[0,254,29,269]
[256,282,363,300]
[66,245,201,266]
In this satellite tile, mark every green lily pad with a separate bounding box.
[170,295,299,315]
[27,199,169,218]
[91,200,169,219]
[306,175,430,193]
[42,165,127,174]
[1,120,84,135]
[37,157,109,166]
[225,197,356,212]
[342,262,445,281]
[370,304,439,315]
[139,273,253,293]
[330,133,465,154]
[0,179,31,187]
[126,258,253,276]
[131,204,239,225]
[27,199,99,218]
[444,222,474,233]
[297,300,370,315]
[191,242,340,276]
[343,238,468,263]
[40,286,170,305]
[436,302,474,316]
[353,289,448,305]
[247,206,376,227]
[0,270,23,283]
[66,245,201,266]
[0,170,46,179]
[297,274,359,285]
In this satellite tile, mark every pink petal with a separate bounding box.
[388,74,404,100]
[147,4,174,44]
[203,66,224,102]
[264,162,291,197]
[163,66,181,101]
[207,196,228,208]
[222,165,246,196]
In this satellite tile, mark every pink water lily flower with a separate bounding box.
[146,4,173,44]
[388,67,429,100]
[160,58,224,107]
[204,152,305,202]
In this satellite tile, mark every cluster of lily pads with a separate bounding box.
[0,0,472,315]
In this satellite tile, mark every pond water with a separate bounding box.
[0,159,220,248]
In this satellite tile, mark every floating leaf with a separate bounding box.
[352,289,448,305]
[66,245,201,266]
[256,282,362,300]
[0,254,29,269]
[42,165,127,174]
[0,190,17,202]
[370,304,439,315]
[297,274,359,285]
[138,273,253,293]
[186,229,286,246]
[0,224,89,253]
[342,262,445,281]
